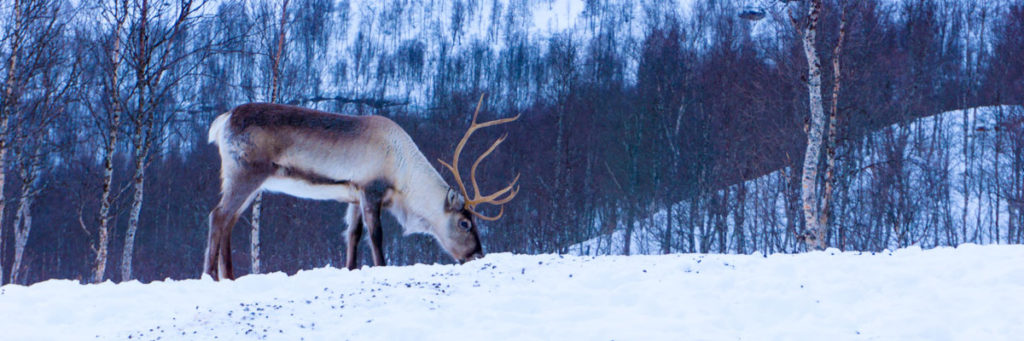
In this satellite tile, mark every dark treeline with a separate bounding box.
[0,0,1022,285]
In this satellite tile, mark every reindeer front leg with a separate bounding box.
[364,200,386,267]
[362,181,389,267]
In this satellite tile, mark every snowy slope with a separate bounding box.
[292,0,700,109]
[571,105,1024,255]
[2,245,1023,340]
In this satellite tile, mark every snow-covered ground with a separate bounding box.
[2,245,1023,340]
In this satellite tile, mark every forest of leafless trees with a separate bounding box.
[0,0,1021,285]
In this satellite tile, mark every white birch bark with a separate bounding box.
[93,122,118,283]
[10,152,42,284]
[0,0,24,285]
[820,8,847,247]
[250,193,262,274]
[799,0,828,250]
[119,0,196,281]
[10,193,32,283]
[121,127,148,281]
[93,0,127,284]
[118,0,152,282]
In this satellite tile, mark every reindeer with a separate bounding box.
[204,95,518,280]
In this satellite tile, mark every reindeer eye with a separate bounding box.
[458,220,472,230]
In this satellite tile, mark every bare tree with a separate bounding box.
[0,0,28,285]
[87,0,129,284]
[120,0,207,281]
[8,3,76,284]
[819,2,848,249]
[794,0,830,250]
[1,0,71,284]
[786,0,848,251]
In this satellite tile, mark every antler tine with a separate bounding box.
[468,179,519,208]
[469,133,508,200]
[468,93,521,129]
[470,93,485,124]
[471,205,505,221]
[480,175,519,205]
[465,129,519,208]
[470,114,521,130]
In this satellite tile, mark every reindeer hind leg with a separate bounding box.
[205,166,269,280]
[364,200,386,267]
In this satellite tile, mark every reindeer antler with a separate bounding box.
[438,94,520,221]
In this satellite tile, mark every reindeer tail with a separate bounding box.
[208,112,231,145]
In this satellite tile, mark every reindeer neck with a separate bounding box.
[388,134,451,232]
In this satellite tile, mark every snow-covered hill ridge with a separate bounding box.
[3,245,1023,340]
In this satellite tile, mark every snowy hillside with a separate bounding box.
[2,245,1023,340]
[269,0,700,109]
[572,105,1024,255]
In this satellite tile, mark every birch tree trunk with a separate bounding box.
[93,0,127,284]
[250,192,262,274]
[119,0,197,281]
[10,190,32,284]
[94,116,119,283]
[799,0,828,251]
[121,54,149,281]
[121,124,148,281]
[0,0,24,285]
[820,8,847,249]
[119,0,151,282]
[10,151,42,284]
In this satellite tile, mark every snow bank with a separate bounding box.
[2,245,1022,340]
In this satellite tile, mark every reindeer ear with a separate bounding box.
[445,188,463,211]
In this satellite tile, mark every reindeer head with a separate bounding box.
[437,94,520,263]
